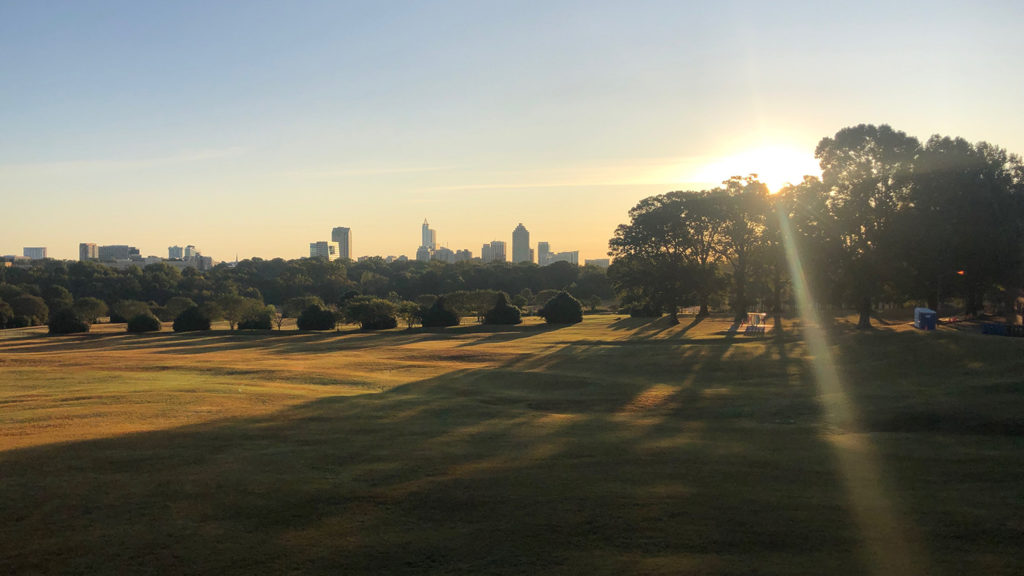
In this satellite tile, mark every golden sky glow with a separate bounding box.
[694,145,822,193]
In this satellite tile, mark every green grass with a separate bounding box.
[0,315,1021,575]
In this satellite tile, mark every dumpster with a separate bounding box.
[914,307,937,330]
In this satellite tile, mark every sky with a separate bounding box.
[2,1,1023,263]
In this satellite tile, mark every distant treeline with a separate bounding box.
[609,124,1024,328]
[0,256,612,329]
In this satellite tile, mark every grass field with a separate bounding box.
[0,315,1022,575]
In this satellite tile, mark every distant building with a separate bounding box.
[415,245,432,262]
[332,227,352,260]
[23,247,47,260]
[512,223,531,263]
[98,245,140,261]
[79,243,98,261]
[585,258,610,268]
[454,249,473,262]
[184,245,198,260]
[549,250,579,266]
[481,240,506,263]
[168,245,184,260]
[432,246,455,263]
[538,241,578,266]
[309,241,338,260]
[537,242,551,266]
[421,219,437,250]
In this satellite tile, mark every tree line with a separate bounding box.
[0,256,610,330]
[608,124,1024,328]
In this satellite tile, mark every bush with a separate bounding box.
[173,306,211,332]
[344,297,397,330]
[297,305,336,331]
[127,313,162,333]
[238,308,273,330]
[484,293,522,325]
[72,297,108,323]
[48,308,90,335]
[538,291,583,324]
[421,296,460,327]
[11,294,49,325]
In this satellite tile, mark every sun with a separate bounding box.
[695,145,820,193]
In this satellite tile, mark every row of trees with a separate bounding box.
[609,124,1024,328]
[0,258,610,330]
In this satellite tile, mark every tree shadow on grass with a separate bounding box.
[0,335,870,576]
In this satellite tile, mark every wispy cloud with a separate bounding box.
[0,147,248,174]
[281,165,454,180]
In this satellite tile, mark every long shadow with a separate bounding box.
[9,322,1022,573]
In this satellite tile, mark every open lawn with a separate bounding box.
[0,315,1022,575]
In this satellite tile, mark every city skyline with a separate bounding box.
[4,3,1024,261]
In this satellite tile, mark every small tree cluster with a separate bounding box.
[297,305,336,331]
[421,296,460,327]
[173,306,211,332]
[539,291,583,324]
[344,297,397,330]
[127,313,162,333]
[48,308,89,334]
[483,293,522,325]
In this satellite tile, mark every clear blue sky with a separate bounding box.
[3,1,1023,261]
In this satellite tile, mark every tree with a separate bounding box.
[296,305,336,331]
[173,306,211,332]
[716,177,770,322]
[161,296,197,322]
[538,291,583,324]
[216,294,252,330]
[48,308,89,334]
[343,297,397,330]
[72,297,108,323]
[0,299,12,329]
[127,313,162,333]
[283,296,325,318]
[816,124,919,328]
[484,293,522,325]
[421,296,460,327]
[110,300,151,324]
[397,301,422,329]
[237,302,275,330]
[11,294,49,325]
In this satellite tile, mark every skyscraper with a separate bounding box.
[309,241,337,260]
[23,247,47,260]
[537,242,551,266]
[512,223,531,263]
[168,245,184,259]
[421,219,436,250]
[481,240,506,262]
[79,243,97,261]
[332,227,352,260]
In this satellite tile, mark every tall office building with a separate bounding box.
[421,219,436,250]
[537,242,551,266]
[415,245,431,262]
[332,227,352,260]
[184,245,198,260]
[98,245,140,260]
[512,223,531,263]
[79,243,98,261]
[168,245,184,259]
[309,241,338,260]
[23,247,47,260]
[481,240,506,263]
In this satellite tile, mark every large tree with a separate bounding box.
[815,124,919,328]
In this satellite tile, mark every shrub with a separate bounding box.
[538,291,583,324]
[127,313,162,333]
[484,293,522,325]
[421,296,460,327]
[160,296,196,322]
[344,297,397,330]
[173,306,211,332]
[48,308,90,334]
[297,305,337,331]
[238,308,273,330]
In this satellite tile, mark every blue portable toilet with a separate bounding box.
[914,307,937,330]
